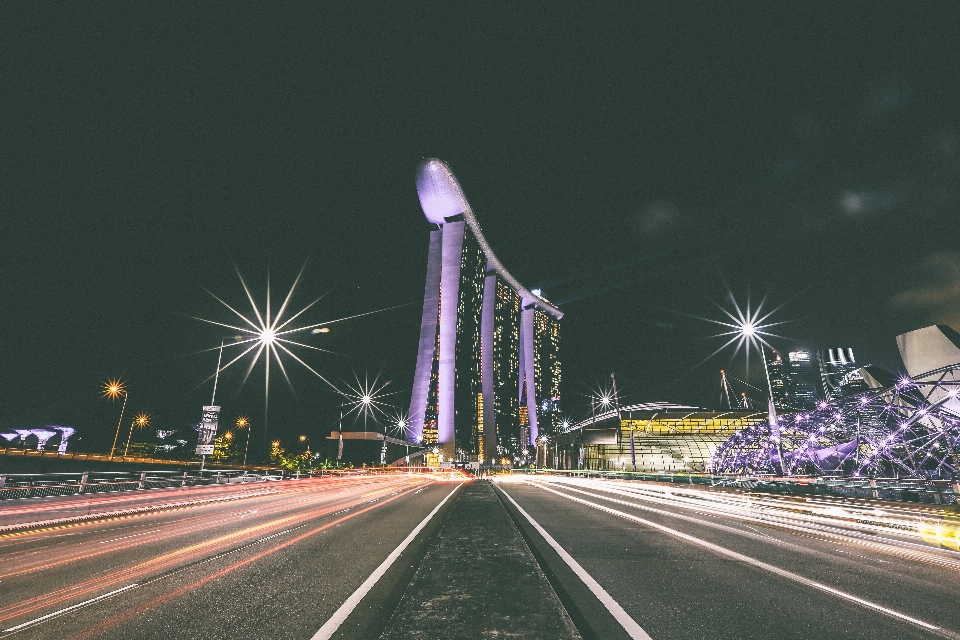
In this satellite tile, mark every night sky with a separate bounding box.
[2,5,958,457]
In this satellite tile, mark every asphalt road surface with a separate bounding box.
[2,474,959,639]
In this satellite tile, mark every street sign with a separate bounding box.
[196,405,220,455]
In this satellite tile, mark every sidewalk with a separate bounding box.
[380,481,580,639]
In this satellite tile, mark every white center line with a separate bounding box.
[310,483,461,640]
[529,481,953,637]
[497,484,653,640]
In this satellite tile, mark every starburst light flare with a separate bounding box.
[340,371,401,432]
[388,409,413,440]
[102,379,126,400]
[691,290,793,375]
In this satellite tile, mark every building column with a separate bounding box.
[437,221,466,459]
[480,273,497,462]
[408,229,443,443]
[521,303,539,443]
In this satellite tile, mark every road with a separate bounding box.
[495,475,960,640]
[0,474,460,640]
[2,473,959,639]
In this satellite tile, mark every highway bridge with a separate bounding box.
[1,472,958,639]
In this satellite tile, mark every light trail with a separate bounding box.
[531,478,960,571]
[0,484,370,581]
[0,477,430,629]
[516,476,960,564]
[514,478,956,638]
[55,480,443,640]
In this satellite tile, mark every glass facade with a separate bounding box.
[767,350,790,412]
[452,230,486,461]
[492,278,521,453]
[533,309,562,434]
[818,348,869,401]
[786,349,820,411]
[556,411,765,472]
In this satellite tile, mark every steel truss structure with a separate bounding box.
[712,362,960,478]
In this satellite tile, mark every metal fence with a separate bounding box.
[0,469,289,500]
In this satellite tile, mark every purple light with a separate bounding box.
[416,159,471,225]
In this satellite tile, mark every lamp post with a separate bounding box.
[124,413,151,457]
[236,416,251,467]
[102,379,128,460]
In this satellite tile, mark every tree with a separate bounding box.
[210,431,239,462]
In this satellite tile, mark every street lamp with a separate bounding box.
[236,416,251,467]
[102,379,128,460]
[124,412,151,457]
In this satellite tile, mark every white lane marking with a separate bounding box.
[3,584,139,633]
[310,484,462,640]
[99,529,161,544]
[497,485,652,640]
[530,481,948,636]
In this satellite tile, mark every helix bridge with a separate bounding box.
[712,362,960,478]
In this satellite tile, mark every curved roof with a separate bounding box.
[416,159,563,319]
[561,402,706,433]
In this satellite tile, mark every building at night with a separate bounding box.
[408,159,563,463]
[785,349,820,411]
[767,348,820,412]
[552,404,766,472]
[817,347,869,401]
[766,349,790,412]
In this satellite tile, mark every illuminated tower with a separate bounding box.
[408,159,563,462]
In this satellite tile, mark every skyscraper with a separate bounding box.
[409,159,563,463]
[766,349,789,411]
[766,348,821,412]
[786,349,820,411]
[817,347,868,401]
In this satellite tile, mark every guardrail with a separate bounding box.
[0,469,289,500]
[509,468,960,506]
[0,446,275,469]
[0,466,468,500]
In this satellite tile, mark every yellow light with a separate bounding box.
[299,434,307,442]
[133,413,150,428]
[225,431,233,440]
[236,416,250,429]
[101,378,126,400]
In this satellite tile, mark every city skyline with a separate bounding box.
[2,5,957,454]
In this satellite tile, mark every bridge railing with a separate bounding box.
[0,466,467,500]
[0,469,283,500]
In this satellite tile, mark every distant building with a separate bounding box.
[767,348,820,412]
[408,159,563,463]
[786,349,820,411]
[553,404,766,472]
[817,348,869,401]
[766,350,790,412]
